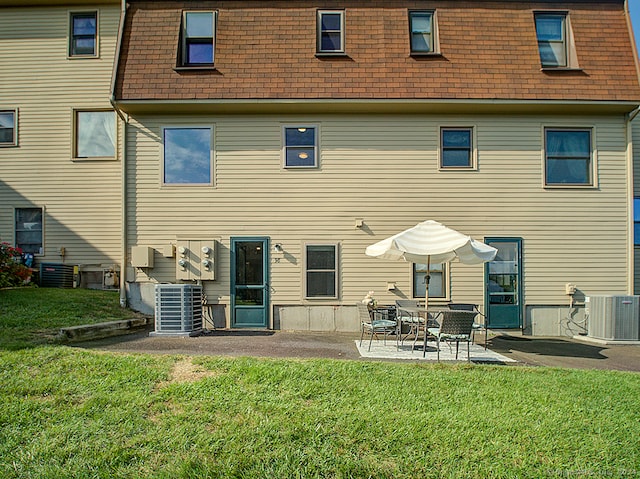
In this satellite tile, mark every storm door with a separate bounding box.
[231,237,269,328]
[484,238,522,329]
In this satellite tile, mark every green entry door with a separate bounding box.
[231,237,269,328]
[485,238,522,329]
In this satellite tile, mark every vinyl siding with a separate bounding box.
[633,118,640,294]
[127,113,630,309]
[0,5,122,269]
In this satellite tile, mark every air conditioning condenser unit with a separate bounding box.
[586,295,640,341]
[152,284,202,336]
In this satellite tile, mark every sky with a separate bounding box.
[632,1,640,53]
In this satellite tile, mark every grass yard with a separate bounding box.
[0,288,148,350]
[1,288,640,478]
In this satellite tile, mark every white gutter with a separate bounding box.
[110,0,128,308]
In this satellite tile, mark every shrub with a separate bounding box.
[0,242,33,288]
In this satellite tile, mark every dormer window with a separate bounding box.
[409,11,436,54]
[180,11,216,66]
[535,12,578,69]
[317,10,345,54]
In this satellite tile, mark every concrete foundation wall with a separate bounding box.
[526,305,587,337]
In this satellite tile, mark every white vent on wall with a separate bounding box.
[152,284,203,336]
[586,295,640,341]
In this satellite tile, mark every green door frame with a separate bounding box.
[230,237,269,328]
[484,237,523,329]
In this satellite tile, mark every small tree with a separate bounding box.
[0,242,32,288]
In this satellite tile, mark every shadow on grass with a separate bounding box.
[489,334,608,360]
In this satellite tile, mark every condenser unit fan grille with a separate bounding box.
[153,284,202,336]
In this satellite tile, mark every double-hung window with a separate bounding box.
[69,12,97,57]
[413,263,447,300]
[440,127,474,169]
[317,10,345,54]
[162,126,213,185]
[0,110,17,147]
[74,110,116,158]
[409,11,435,54]
[180,11,216,66]
[544,128,593,186]
[15,208,43,255]
[305,244,338,299]
[283,126,317,168]
[535,13,568,68]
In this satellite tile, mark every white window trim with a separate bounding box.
[282,124,319,169]
[412,262,450,302]
[180,10,217,67]
[317,10,345,54]
[68,10,99,59]
[438,125,477,170]
[408,10,439,55]
[72,109,117,160]
[534,10,579,70]
[0,108,18,147]
[161,125,215,187]
[303,242,339,300]
[542,126,597,188]
[14,206,45,256]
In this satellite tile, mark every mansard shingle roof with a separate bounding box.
[114,0,640,103]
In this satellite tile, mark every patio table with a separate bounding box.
[396,305,445,351]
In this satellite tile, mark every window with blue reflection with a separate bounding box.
[410,11,433,53]
[535,13,567,67]
[183,11,215,65]
[163,127,212,184]
[545,129,592,186]
[635,198,640,246]
[284,127,317,168]
[70,12,97,56]
[441,128,472,168]
[318,11,344,52]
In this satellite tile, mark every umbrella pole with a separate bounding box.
[425,255,430,313]
[423,255,431,350]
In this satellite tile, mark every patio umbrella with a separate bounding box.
[365,220,498,312]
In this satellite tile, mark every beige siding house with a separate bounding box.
[0,0,123,290]
[3,0,640,339]
[114,0,640,336]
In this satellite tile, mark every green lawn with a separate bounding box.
[1,288,639,478]
[0,287,147,350]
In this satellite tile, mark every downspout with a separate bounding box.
[624,0,640,295]
[110,0,129,308]
[626,106,640,295]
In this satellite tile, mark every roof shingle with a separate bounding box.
[115,0,640,102]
